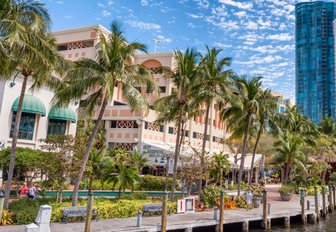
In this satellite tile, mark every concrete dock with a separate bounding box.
[0,185,334,232]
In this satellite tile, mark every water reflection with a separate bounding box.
[251,214,336,232]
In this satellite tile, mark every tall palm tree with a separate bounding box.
[194,46,232,201]
[0,0,65,209]
[318,117,335,136]
[55,21,156,206]
[210,152,230,187]
[248,89,277,185]
[271,132,306,184]
[221,76,262,196]
[154,48,200,200]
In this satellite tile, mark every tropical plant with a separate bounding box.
[271,132,306,184]
[129,149,149,174]
[221,76,262,195]
[248,89,277,185]
[154,48,200,200]
[318,116,335,136]
[54,21,156,206]
[1,0,65,209]
[194,46,232,202]
[210,152,230,187]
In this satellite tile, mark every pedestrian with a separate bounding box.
[28,185,36,199]
[19,182,28,198]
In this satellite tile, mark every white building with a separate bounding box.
[0,76,78,149]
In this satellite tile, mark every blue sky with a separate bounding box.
[43,0,307,102]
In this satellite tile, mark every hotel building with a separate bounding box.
[52,25,228,166]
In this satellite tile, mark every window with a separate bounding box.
[10,112,35,140]
[159,86,166,93]
[169,127,174,134]
[48,119,67,136]
[111,120,138,128]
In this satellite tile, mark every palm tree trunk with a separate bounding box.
[4,75,28,209]
[72,97,108,206]
[237,114,252,196]
[170,108,183,201]
[219,169,223,188]
[198,104,210,205]
[85,176,93,232]
[284,163,290,184]
[248,122,263,186]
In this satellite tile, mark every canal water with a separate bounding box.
[251,213,336,232]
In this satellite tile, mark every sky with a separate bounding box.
[42,0,309,102]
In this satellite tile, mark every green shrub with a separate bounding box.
[79,180,118,190]
[9,197,176,225]
[279,185,294,194]
[138,175,177,191]
[228,182,246,191]
[201,185,230,208]
[124,192,148,200]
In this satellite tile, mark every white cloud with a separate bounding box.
[219,0,253,10]
[102,10,111,17]
[127,20,161,31]
[266,33,293,41]
[246,21,258,30]
[157,35,172,43]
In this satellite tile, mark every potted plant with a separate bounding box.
[250,183,265,208]
[279,185,294,201]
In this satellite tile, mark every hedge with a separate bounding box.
[137,175,177,191]
[8,198,177,225]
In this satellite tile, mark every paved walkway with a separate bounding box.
[0,185,319,232]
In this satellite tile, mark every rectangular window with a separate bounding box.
[10,112,35,140]
[48,119,67,136]
[110,120,138,128]
[193,132,197,138]
[168,127,174,134]
[159,86,166,93]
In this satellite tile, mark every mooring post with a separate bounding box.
[333,186,336,210]
[214,206,218,221]
[262,190,270,229]
[300,189,306,225]
[136,210,142,227]
[242,221,248,232]
[329,185,333,213]
[322,186,327,217]
[314,186,320,221]
[284,216,290,228]
[161,191,168,232]
[218,190,224,232]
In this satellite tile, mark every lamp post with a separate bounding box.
[0,140,5,189]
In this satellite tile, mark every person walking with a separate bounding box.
[28,185,36,199]
[19,182,28,198]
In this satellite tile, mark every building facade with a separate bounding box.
[0,78,78,150]
[52,25,229,166]
[295,1,336,123]
[271,92,292,113]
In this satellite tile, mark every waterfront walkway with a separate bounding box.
[0,185,320,232]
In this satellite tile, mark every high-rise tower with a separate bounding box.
[295,1,336,123]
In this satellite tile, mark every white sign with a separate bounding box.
[168,159,174,175]
[184,197,195,213]
[177,199,186,213]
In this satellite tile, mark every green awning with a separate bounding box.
[48,106,76,123]
[11,95,46,116]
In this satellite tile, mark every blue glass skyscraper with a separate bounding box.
[295,1,336,123]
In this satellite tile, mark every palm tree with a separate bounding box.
[111,160,140,198]
[248,89,277,185]
[55,21,156,206]
[129,149,149,174]
[271,132,306,184]
[221,76,262,196]
[154,48,200,200]
[0,0,65,209]
[210,152,230,187]
[318,117,335,136]
[194,46,232,201]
